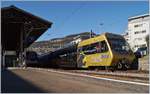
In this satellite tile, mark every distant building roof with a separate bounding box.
[128,13,149,21]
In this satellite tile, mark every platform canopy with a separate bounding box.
[1,5,52,51]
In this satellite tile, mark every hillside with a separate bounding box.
[27,32,95,54]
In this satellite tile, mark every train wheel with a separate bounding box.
[124,63,130,69]
[117,62,123,70]
[123,64,128,71]
[117,60,129,71]
[110,66,115,72]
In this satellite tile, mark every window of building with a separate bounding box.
[135,31,139,34]
[142,30,146,33]
[135,30,147,34]
[134,25,138,27]
[141,44,146,47]
[135,38,142,40]
[139,38,142,40]
[134,24,143,28]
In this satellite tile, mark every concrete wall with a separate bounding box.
[139,56,149,71]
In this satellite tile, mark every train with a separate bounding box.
[26,33,138,70]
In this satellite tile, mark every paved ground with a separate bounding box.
[2,68,149,93]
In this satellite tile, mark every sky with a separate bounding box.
[1,1,149,41]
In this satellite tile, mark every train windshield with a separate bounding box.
[108,38,130,53]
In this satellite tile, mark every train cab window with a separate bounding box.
[90,42,99,53]
[80,41,108,55]
[82,46,88,52]
[83,45,93,54]
[100,41,108,53]
[78,44,95,55]
[78,46,90,53]
[78,47,82,52]
[92,41,108,53]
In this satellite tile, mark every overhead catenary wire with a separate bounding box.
[46,3,147,40]
[46,2,86,38]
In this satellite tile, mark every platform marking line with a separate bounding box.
[29,68,149,86]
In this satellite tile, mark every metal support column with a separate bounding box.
[19,24,24,67]
[2,50,5,68]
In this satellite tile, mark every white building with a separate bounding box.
[124,14,150,52]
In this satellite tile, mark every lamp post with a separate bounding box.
[90,23,104,38]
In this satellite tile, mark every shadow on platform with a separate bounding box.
[1,69,47,93]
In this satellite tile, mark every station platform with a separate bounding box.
[2,67,149,93]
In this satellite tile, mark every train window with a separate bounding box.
[88,41,108,53]
[108,39,130,53]
[84,44,96,54]
[82,46,87,51]
[78,46,89,53]
[78,47,82,52]
[78,40,108,54]
[100,41,108,53]
[78,41,108,55]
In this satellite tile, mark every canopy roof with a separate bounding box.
[2,5,52,50]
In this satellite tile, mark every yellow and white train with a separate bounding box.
[77,32,135,70]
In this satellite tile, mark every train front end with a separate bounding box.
[106,33,135,70]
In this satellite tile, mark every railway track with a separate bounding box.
[26,67,149,83]
[7,67,149,82]
[36,67,148,74]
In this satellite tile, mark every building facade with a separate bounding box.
[124,14,149,52]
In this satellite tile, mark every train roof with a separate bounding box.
[78,32,123,47]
